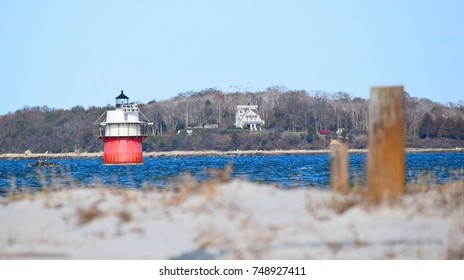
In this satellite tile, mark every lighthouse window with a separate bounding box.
[124,113,128,121]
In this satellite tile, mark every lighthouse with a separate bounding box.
[95,91,153,165]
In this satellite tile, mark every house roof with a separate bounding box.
[239,110,264,123]
[243,110,259,118]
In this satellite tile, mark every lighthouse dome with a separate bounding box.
[116,90,129,108]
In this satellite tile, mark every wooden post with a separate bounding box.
[367,86,405,201]
[330,140,349,193]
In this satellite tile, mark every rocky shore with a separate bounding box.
[0,148,463,160]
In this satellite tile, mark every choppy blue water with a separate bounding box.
[0,153,463,195]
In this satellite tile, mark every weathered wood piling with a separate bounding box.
[367,86,405,201]
[330,140,349,193]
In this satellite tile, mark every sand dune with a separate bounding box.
[1,178,463,259]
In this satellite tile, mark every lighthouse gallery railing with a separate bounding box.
[97,123,151,137]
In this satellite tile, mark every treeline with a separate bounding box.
[1,87,463,153]
[0,105,108,153]
[418,112,464,139]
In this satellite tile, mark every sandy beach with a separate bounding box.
[1,176,463,259]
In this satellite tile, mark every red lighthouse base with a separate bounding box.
[100,137,146,165]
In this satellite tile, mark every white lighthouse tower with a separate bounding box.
[95,91,153,165]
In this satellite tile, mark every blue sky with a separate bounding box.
[1,0,463,114]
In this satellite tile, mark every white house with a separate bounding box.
[235,105,265,131]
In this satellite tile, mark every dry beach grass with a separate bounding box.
[0,167,463,260]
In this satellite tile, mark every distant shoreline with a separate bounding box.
[1,147,463,159]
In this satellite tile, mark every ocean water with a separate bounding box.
[0,153,463,194]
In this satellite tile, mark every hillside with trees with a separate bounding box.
[1,87,463,153]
